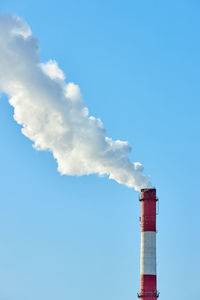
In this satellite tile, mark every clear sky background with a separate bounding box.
[0,1,200,299]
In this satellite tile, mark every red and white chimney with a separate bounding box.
[138,188,159,300]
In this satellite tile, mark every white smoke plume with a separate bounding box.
[0,14,152,191]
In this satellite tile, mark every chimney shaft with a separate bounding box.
[138,188,159,300]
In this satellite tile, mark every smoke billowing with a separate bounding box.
[0,14,152,191]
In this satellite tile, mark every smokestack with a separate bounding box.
[138,188,159,299]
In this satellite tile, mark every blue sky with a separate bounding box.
[0,1,200,299]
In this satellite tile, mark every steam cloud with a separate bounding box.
[0,14,152,191]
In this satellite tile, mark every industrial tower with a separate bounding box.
[138,188,159,300]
